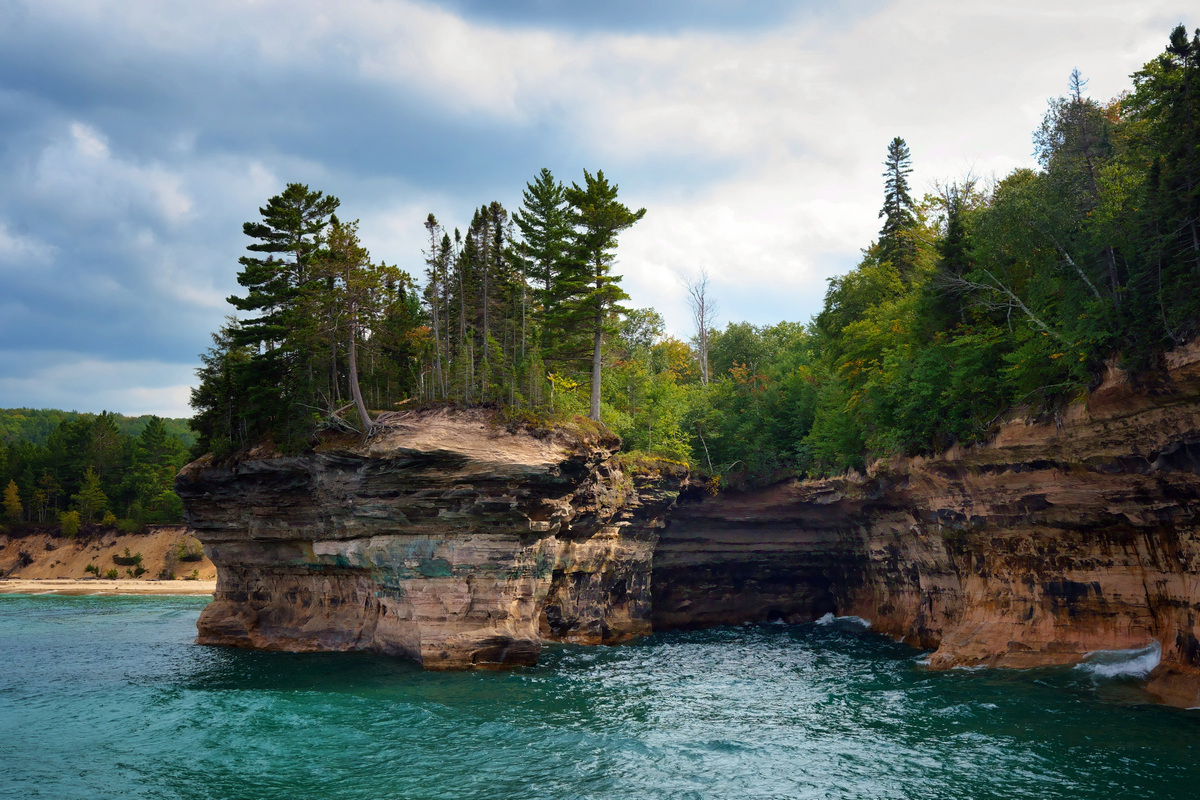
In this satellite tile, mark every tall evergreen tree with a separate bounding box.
[879,137,918,282]
[227,183,340,447]
[561,170,646,421]
[513,168,572,341]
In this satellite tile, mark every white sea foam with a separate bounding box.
[1074,641,1161,679]
[814,612,872,630]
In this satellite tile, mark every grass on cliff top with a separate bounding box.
[616,451,690,479]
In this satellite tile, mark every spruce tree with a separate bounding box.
[513,168,572,340]
[879,137,918,282]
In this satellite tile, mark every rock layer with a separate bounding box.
[175,409,681,669]
[654,341,1200,707]
[179,344,1200,707]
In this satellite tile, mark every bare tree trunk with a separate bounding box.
[347,300,372,432]
[685,269,717,385]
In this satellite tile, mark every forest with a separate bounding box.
[184,23,1199,487]
[0,410,191,532]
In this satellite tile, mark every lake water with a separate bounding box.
[1,595,1197,799]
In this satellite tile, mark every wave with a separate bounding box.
[814,612,872,630]
[1074,641,1161,679]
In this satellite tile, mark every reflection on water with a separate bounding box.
[1,595,1196,800]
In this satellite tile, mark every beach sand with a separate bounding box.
[0,578,216,596]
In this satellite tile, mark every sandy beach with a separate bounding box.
[0,578,215,596]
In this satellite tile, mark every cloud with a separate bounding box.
[0,352,196,417]
[0,0,1190,415]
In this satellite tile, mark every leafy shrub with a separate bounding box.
[58,511,80,539]
[84,563,100,576]
[177,538,204,562]
[115,518,143,534]
[112,548,143,567]
[103,568,119,580]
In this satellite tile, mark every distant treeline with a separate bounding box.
[188,24,1199,488]
[1,411,191,531]
[0,408,195,449]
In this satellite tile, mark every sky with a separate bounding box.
[0,0,1188,417]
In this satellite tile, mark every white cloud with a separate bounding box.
[33,121,193,226]
[0,0,1191,412]
[0,354,197,416]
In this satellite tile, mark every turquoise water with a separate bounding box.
[1,596,1197,800]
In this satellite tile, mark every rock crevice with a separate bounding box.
[179,342,1200,706]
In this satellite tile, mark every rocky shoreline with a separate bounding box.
[176,342,1200,707]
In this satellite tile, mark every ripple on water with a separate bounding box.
[1,596,1199,800]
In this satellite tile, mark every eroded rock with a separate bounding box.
[176,408,682,669]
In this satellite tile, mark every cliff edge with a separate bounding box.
[654,340,1200,707]
[175,408,682,669]
[178,343,1200,707]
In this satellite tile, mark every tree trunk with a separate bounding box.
[590,302,603,421]
[347,300,372,433]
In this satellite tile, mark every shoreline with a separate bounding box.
[0,578,216,597]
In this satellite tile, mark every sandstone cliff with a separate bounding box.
[175,409,682,669]
[178,344,1200,708]
[654,341,1200,707]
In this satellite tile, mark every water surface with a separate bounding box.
[1,596,1196,799]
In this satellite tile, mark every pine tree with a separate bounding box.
[72,467,108,523]
[227,183,340,448]
[879,137,918,282]
[2,479,21,521]
[561,170,646,420]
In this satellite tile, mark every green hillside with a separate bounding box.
[0,409,195,450]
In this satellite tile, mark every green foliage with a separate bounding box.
[0,411,188,526]
[686,25,1200,483]
[71,468,108,523]
[58,510,80,538]
[194,168,646,456]
[84,563,99,576]
[2,479,20,521]
[0,409,194,449]
[103,568,118,580]
[112,548,143,567]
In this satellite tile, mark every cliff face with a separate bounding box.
[654,341,1200,707]
[178,345,1200,707]
[175,410,681,669]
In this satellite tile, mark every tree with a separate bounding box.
[320,218,378,431]
[190,319,252,456]
[561,170,646,420]
[423,214,449,399]
[2,479,21,521]
[618,308,665,355]
[684,269,718,385]
[227,183,341,447]
[58,510,80,539]
[513,168,572,335]
[879,137,918,282]
[71,467,108,523]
